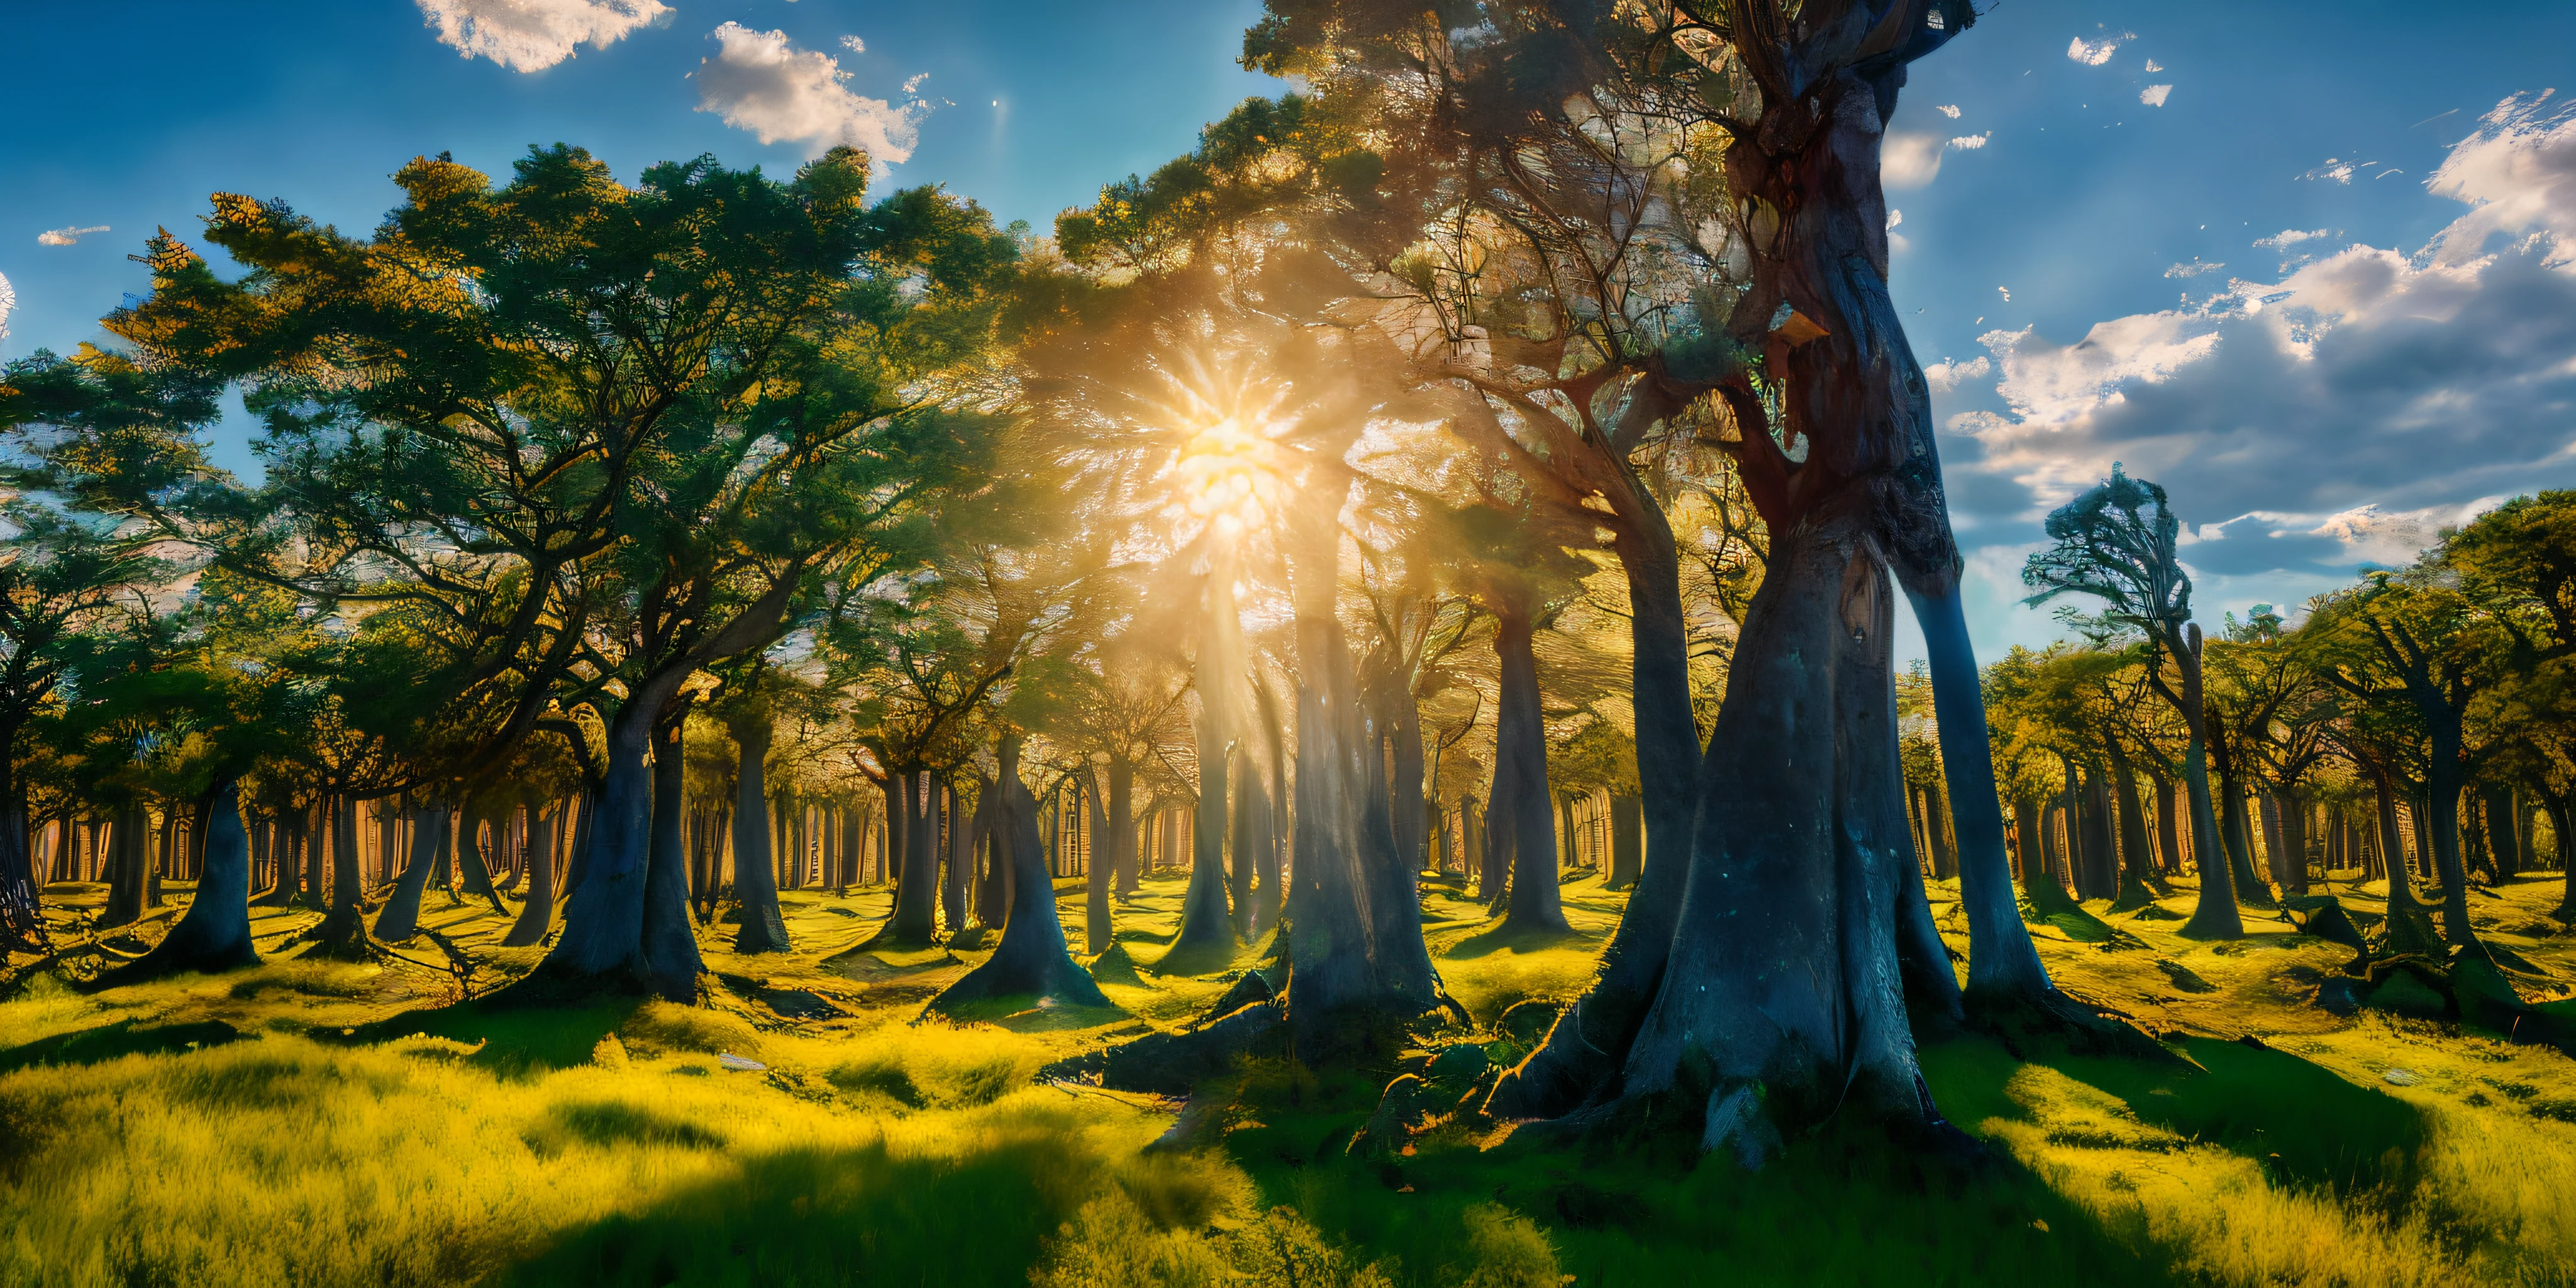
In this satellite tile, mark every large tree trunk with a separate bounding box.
[512,684,704,1001]
[728,715,791,953]
[880,769,941,943]
[1617,505,1941,1158]
[2485,786,2523,880]
[943,780,976,935]
[1489,604,1567,935]
[306,796,370,959]
[96,780,260,984]
[372,804,453,943]
[98,808,148,931]
[929,736,1114,1013]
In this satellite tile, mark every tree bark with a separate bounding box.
[502,796,560,948]
[306,796,370,959]
[728,714,791,953]
[880,769,941,943]
[2175,636,2245,939]
[1168,708,1236,960]
[1617,506,1941,1158]
[372,804,452,943]
[930,735,1114,1012]
[97,809,148,931]
[96,780,260,984]
[1489,604,1568,934]
[2102,735,2160,909]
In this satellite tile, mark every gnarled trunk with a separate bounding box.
[514,686,704,1001]
[502,796,561,948]
[1618,506,1941,1158]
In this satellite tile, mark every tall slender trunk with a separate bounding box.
[882,769,941,943]
[502,797,559,947]
[1169,708,1236,957]
[97,808,150,931]
[2176,638,2244,939]
[2103,735,2158,909]
[1087,760,1131,954]
[1491,604,1567,934]
[729,714,791,953]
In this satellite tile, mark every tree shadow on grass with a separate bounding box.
[333,997,640,1080]
[487,1121,1117,1287]
[0,1018,245,1075]
[1223,1059,2184,1288]
[1440,919,1591,961]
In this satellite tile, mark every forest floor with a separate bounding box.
[5,867,2576,1287]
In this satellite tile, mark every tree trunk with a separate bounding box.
[1490,604,1568,934]
[97,780,259,984]
[2102,736,2160,909]
[502,796,560,948]
[305,796,370,959]
[728,715,791,953]
[513,681,705,1001]
[2149,770,2182,879]
[372,804,453,943]
[2175,640,2244,940]
[930,736,1114,1012]
[97,809,149,931]
[1616,505,1941,1158]
[1085,764,1121,954]
[943,780,975,935]
[880,769,941,944]
[1168,708,1236,960]
[1252,677,1288,935]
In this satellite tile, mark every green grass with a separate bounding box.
[4,867,2576,1285]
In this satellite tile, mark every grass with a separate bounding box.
[4,866,2576,1285]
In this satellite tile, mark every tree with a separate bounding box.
[2023,465,2243,939]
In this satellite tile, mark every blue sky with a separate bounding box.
[4,1,2573,664]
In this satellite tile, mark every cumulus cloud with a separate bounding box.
[1946,96,2576,580]
[1923,355,1990,392]
[2067,33,2130,66]
[2140,84,2172,108]
[35,225,108,247]
[1885,131,1988,188]
[1936,104,1961,119]
[2252,228,2332,250]
[416,0,668,74]
[695,23,931,164]
[2164,260,2225,279]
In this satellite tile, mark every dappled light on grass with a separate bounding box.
[9,873,2576,1284]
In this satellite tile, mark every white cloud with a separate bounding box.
[1936,104,1961,119]
[415,0,668,74]
[2424,91,2576,267]
[2299,157,2359,184]
[2067,33,2129,66]
[35,225,108,247]
[0,270,13,344]
[1947,96,2576,580]
[839,35,865,54]
[1884,131,1948,187]
[2143,59,2163,73]
[695,23,931,164]
[2252,228,2331,250]
[1886,131,1989,188]
[2140,84,2172,108]
[2164,260,2225,278]
[1997,286,2011,302]
[1886,208,1902,230]
[1923,355,1990,392]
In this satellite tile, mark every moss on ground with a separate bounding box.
[4,867,2575,1285]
